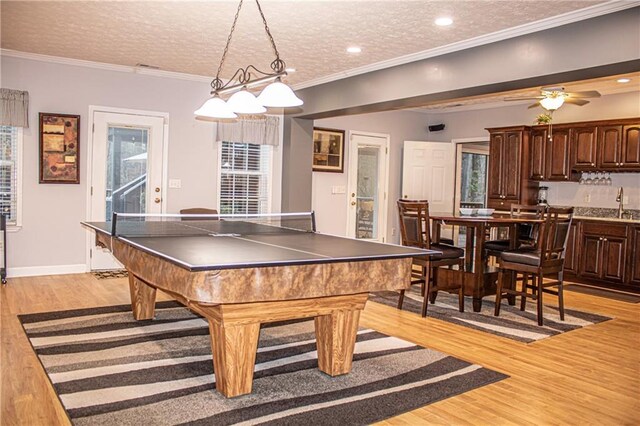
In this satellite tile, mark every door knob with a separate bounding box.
[154,198,161,204]
[351,201,356,206]
[155,187,161,193]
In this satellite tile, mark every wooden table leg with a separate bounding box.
[208,320,261,398]
[315,309,361,376]
[472,223,486,312]
[507,223,518,305]
[128,273,156,320]
[465,226,475,272]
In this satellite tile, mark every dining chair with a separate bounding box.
[179,208,219,220]
[396,199,465,316]
[484,204,546,258]
[494,207,574,326]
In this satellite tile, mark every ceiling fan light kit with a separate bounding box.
[539,95,565,111]
[195,0,303,120]
[505,86,600,112]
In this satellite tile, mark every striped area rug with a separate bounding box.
[371,288,611,343]
[19,301,507,425]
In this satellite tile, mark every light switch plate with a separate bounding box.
[169,179,181,189]
[331,185,346,194]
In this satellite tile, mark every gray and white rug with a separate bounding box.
[19,301,507,425]
[371,288,611,343]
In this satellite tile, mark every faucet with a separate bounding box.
[616,187,624,219]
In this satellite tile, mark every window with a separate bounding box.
[0,126,21,226]
[219,141,271,214]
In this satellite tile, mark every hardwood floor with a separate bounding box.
[1,274,638,425]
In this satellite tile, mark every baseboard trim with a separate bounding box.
[8,264,88,278]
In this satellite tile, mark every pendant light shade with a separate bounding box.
[257,79,303,107]
[194,95,238,119]
[540,96,565,111]
[227,88,267,114]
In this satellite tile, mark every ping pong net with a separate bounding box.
[109,211,316,238]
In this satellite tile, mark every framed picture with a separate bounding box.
[39,113,80,184]
[312,127,345,173]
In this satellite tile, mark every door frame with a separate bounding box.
[345,130,390,242]
[84,105,170,271]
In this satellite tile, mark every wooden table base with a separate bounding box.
[127,272,369,398]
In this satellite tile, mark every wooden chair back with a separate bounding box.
[397,200,431,249]
[510,204,546,241]
[537,207,574,263]
[179,208,219,221]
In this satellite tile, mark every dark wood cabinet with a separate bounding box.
[571,126,598,170]
[598,125,623,168]
[529,129,546,180]
[629,226,640,286]
[622,124,640,168]
[486,127,536,210]
[564,221,580,274]
[545,128,572,180]
[573,221,631,287]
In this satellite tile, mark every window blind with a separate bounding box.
[0,126,18,224]
[219,141,271,215]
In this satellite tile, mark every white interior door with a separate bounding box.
[346,132,389,242]
[401,141,455,213]
[89,111,166,270]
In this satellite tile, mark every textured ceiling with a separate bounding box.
[1,0,607,87]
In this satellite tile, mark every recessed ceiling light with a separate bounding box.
[346,46,362,54]
[617,78,631,83]
[435,17,453,26]
[285,68,296,73]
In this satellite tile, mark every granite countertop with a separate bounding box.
[567,207,640,224]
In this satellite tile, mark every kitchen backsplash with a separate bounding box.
[545,173,640,211]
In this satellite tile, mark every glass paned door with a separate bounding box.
[355,147,379,239]
[460,152,488,209]
[106,127,149,218]
[89,111,165,270]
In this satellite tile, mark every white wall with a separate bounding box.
[313,110,433,243]
[312,91,640,244]
[2,55,222,274]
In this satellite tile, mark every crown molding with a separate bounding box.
[293,0,640,90]
[0,49,212,83]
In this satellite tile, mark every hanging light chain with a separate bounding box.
[254,0,285,73]
[212,0,245,91]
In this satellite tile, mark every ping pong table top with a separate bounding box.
[83,219,431,271]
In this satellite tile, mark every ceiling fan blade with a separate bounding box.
[564,98,590,106]
[567,90,601,98]
[504,96,544,101]
[527,102,541,109]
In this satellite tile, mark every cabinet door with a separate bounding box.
[571,126,598,170]
[598,125,622,168]
[601,236,627,283]
[579,235,602,279]
[529,129,546,180]
[487,133,504,201]
[621,124,640,168]
[545,128,571,180]
[564,222,580,274]
[502,132,522,200]
[629,226,640,286]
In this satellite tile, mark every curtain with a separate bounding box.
[0,89,29,128]
[217,115,280,146]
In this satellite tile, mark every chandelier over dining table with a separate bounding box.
[195,0,303,119]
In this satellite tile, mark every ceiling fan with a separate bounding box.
[505,87,601,111]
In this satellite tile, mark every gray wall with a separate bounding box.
[313,91,640,244]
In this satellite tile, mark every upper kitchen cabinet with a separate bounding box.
[528,126,575,181]
[597,120,640,170]
[571,125,598,170]
[486,126,537,210]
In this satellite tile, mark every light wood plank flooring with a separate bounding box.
[1,274,638,425]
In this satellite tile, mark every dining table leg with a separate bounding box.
[471,222,485,312]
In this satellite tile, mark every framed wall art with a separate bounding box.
[39,113,80,184]
[312,127,345,173]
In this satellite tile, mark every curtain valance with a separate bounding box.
[0,89,29,127]
[217,115,280,146]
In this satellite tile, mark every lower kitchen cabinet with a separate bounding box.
[566,219,638,291]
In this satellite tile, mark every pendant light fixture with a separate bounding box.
[195,0,303,119]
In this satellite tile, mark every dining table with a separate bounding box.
[429,214,544,312]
